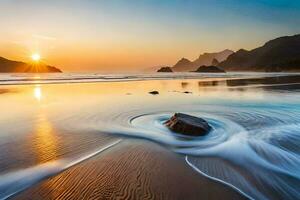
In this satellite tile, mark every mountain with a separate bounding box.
[173,58,193,71]
[0,57,62,73]
[172,49,233,72]
[219,34,300,71]
[193,49,234,67]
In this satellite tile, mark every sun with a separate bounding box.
[31,53,41,61]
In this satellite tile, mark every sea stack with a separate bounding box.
[164,113,212,136]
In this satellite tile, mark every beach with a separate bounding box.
[0,73,300,199]
[12,140,246,199]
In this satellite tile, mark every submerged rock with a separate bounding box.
[149,91,159,95]
[164,113,211,136]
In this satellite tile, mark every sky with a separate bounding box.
[0,0,299,72]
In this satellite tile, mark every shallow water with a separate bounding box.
[0,73,299,199]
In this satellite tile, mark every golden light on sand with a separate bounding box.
[34,113,58,162]
[31,53,41,62]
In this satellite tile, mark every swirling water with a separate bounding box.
[90,104,300,200]
[0,73,299,199]
[76,75,300,200]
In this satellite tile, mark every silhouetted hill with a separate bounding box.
[173,58,193,71]
[172,50,233,72]
[193,49,233,67]
[219,34,300,71]
[0,57,62,73]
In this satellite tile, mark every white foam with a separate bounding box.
[185,156,254,200]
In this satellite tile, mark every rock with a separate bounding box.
[149,91,159,95]
[194,65,226,73]
[164,113,212,136]
[157,67,173,72]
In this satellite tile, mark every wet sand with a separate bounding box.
[12,140,247,200]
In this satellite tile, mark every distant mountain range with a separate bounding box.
[219,34,300,72]
[162,34,300,72]
[0,57,62,73]
[172,49,234,72]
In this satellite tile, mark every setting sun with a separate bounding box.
[31,53,41,61]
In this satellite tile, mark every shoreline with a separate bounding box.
[0,72,300,86]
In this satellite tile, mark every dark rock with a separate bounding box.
[164,113,212,136]
[149,91,159,95]
[194,65,226,73]
[157,67,173,72]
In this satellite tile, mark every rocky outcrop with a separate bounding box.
[0,56,62,73]
[194,65,226,73]
[157,67,173,72]
[164,113,212,136]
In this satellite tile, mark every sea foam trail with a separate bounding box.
[0,139,122,200]
[185,156,254,200]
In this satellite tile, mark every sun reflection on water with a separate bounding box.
[34,85,42,101]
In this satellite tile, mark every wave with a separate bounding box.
[0,72,299,85]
